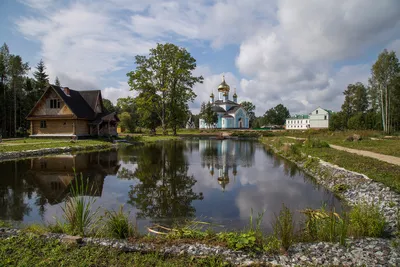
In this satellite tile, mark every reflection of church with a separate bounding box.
[199,139,254,191]
[27,151,120,204]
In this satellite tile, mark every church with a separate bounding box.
[199,76,250,129]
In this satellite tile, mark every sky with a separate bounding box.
[1,0,400,116]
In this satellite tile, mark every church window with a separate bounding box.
[324,115,327,120]
[316,110,318,114]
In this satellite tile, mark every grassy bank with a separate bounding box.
[262,136,400,193]
[267,129,400,157]
[0,139,114,153]
[0,234,230,267]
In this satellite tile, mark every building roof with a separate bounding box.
[27,85,115,122]
[218,75,230,92]
[211,105,226,113]
[214,99,239,106]
[52,85,98,120]
[222,115,234,118]
[227,106,241,114]
[287,114,309,120]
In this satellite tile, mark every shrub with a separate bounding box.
[304,137,329,148]
[349,202,386,238]
[300,205,348,245]
[272,204,295,251]
[103,206,137,239]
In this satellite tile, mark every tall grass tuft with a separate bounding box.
[348,201,386,238]
[103,205,137,239]
[300,204,348,245]
[61,173,99,236]
[272,204,295,251]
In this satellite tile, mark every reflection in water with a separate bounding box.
[119,142,203,225]
[0,151,119,221]
[0,140,343,233]
[200,139,255,191]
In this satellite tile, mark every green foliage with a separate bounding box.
[199,102,218,127]
[0,234,232,267]
[54,76,61,86]
[263,104,290,126]
[127,43,203,135]
[119,111,135,133]
[272,204,295,251]
[102,98,117,113]
[300,206,348,245]
[33,59,48,94]
[240,101,256,128]
[349,202,386,238]
[60,174,100,236]
[332,184,350,193]
[304,137,329,148]
[102,205,137,239]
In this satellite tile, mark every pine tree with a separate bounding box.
[54,76,61,86]
[33,59,49,96]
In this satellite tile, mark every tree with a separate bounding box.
[127,43,203,135]
[54,76,61,86]
[116,97,138,132]
[371,49,400,134]
[119,112,135,133]
[264,104,290,125]
[341,82,368,127]
[102,98,116,113]
[33,59,49,98]
[199,102,218,127]
[0,43,10,137]
[240,101,256,128]
[8,55,29,137]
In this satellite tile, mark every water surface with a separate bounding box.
[0,139,342,232]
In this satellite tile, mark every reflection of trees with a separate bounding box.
[126,142,203,223]
[0,161,33,220]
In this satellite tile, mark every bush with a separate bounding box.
[103,206,137,239]
[349,202,386,238]
[304,137,329,148]
[300,206,348,245]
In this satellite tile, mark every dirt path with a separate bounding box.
[329,144,400,166]
[285,136,400,166]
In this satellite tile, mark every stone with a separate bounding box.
[352,134,362,141]
[61,235,82,244]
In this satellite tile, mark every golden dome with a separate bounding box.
[218,75,230,92]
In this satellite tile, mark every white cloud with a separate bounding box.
[16,0,400,115]
[102,81,134,104]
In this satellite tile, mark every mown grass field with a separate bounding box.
[0,139,113,153]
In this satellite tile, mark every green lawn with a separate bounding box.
[262,137,400,193]
[270,130,400,157]
[0,233,231,267]
[0,139,112,153]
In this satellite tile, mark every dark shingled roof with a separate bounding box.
[227,106,241,114]
[211,105,226,113]
[79,90,101,111]
[214,100,239,105]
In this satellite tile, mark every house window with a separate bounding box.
[50,99,61,109]
[316,110,318,114]
[324,115,327,120]
[40,120,47,128]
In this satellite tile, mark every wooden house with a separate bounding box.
[26,85,119,138]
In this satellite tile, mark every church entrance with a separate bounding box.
[238,118,243,128]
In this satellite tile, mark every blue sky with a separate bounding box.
[1,0,400,115]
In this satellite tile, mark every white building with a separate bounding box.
[286,107,331,130]
[199,76,250,129]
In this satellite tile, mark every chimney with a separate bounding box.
[63,87,70,96]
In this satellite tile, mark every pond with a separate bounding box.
[0,139,343,233]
